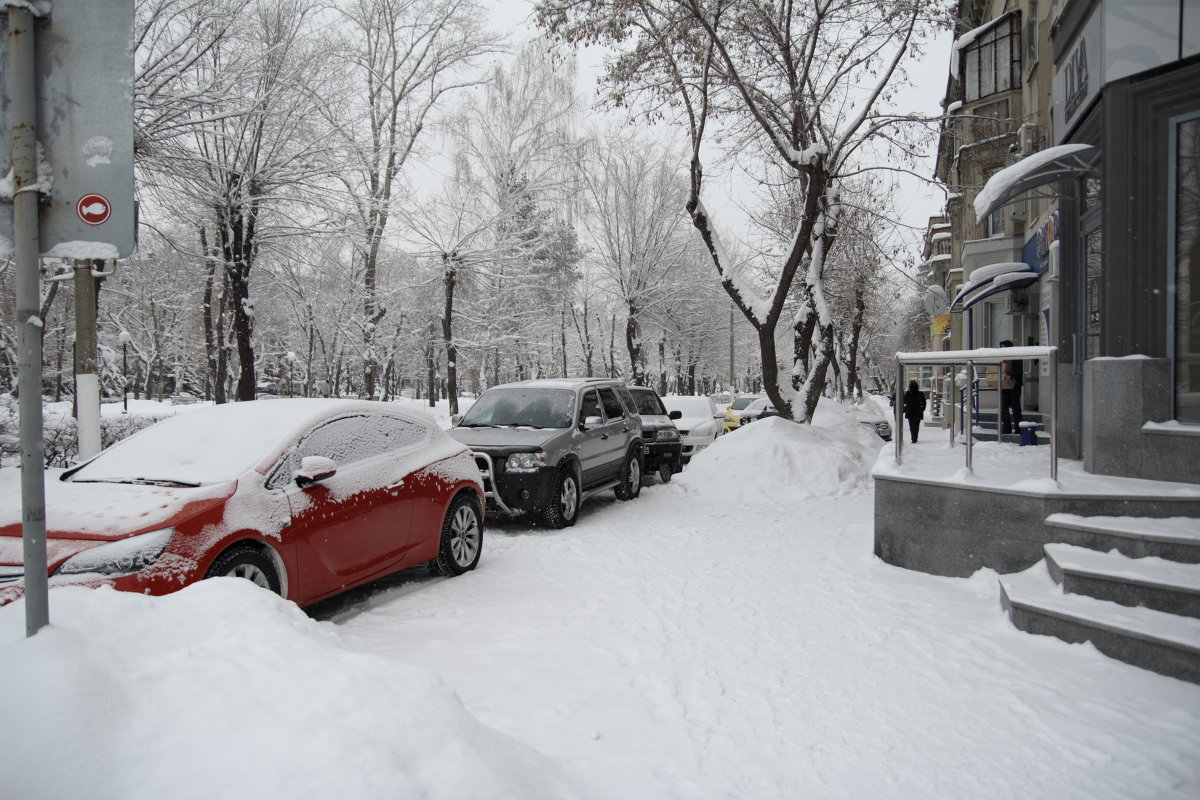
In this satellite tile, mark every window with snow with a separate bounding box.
[961,14,1021,103]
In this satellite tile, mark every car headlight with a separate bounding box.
[656,428,680,441]
[56,527,174,577]
[505,452,546,472]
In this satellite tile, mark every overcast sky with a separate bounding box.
[483,0,954,256]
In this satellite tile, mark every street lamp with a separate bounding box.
[118,331,131,413]
[286,351,296,398]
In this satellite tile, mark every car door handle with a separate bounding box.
[600,433,609,440]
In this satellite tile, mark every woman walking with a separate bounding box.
[902,380,927,444]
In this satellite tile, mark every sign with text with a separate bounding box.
[1,0,135,258]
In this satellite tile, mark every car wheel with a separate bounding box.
[205,544,282,595]
[540,466,579,529]
[432,493,483,577]
[614,450,642,500]
[657,462,673,483]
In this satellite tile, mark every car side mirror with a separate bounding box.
[295,455,337,487]
[669,410,682,420]
[451,414,462,426]
[581,415,604,430]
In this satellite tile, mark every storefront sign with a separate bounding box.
[1054,7,1102,144]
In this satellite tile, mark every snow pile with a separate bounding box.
[678,415,877,504]
[0,581,592,800]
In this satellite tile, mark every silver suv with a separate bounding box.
[446,378,645,528]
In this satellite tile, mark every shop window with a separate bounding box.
[961,14,1021,103]
[1172,113,1200,423]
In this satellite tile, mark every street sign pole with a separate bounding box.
[9,6,49,636]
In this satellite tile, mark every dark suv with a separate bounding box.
[447,378,645,528]
[627,386,683,482]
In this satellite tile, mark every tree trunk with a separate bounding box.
[442,252,459,417]
[625,305,644,386]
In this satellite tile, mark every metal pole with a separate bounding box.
[965,360,974,474]
[1050,351,1058,482]
[10,7,49,636]
[948,367,956,448]
[74,261,101,460]
[728,302,735,394]
[122,342,128,412]
[894,359,903,464]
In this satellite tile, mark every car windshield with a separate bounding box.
[458,388,575,429]
[730,396,760,411]
[745,399,772,413]
[65,402,313,486]
[664,396,713,417]
[629,389,667,416]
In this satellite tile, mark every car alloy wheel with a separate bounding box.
[433,494,483,576]
[541,467,579,529]
[615,451,642,501]
[205,544,282,595]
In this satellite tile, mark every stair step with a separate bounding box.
[1000,565,1200,684]
[1044,543,1200,618]
[1044,514,1200,563]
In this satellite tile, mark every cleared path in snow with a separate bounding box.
[331,420,1200,799]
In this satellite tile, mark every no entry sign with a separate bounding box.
[76,194,112,225]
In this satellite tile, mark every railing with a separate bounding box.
[894,346,1058,481]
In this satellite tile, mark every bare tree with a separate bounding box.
[539,0,943,420]
[584,133,690,386]
[330,0,502,397]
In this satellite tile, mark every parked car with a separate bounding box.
[722,393,765,432]
[447,378,645,528]
[627,386,683,482]
[662,394,724,464]
[739,398,893,441]
[737,397,781,425]
[851,407,893,441]
[0,399,483,608]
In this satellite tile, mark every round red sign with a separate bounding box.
[76,194,112,226]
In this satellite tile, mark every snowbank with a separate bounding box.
[0,581,592,800]
[678,414,879,504]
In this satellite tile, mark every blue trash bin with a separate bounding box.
[1019,425,1037,446]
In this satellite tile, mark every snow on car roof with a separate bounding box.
[67,399,422,486]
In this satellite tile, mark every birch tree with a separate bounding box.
[539,0,943,420]
[584,133,691,387]
[330,0,502,398]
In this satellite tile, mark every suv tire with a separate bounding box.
[614,450,642,501]
[541,466,579,529]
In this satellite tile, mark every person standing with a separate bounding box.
[902,380,926,444]
[998,340,1023,435]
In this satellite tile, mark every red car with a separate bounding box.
[0,399,483,607]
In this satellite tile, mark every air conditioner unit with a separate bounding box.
[1018,123,1038,155]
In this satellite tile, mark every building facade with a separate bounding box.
[925,0,1199,480]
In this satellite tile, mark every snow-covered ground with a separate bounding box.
[1,399,1198,799]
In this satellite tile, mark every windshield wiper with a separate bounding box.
[71,477,201,488]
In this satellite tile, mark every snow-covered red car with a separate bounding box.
[0,399,483,607]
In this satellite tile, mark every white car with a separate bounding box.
[662,395,724,463]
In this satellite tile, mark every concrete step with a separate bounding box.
[1044,514,1200,563]
[1044,543,1200,618]
[1000,564,1200,684]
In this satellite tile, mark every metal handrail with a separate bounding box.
[894,346,1057,481]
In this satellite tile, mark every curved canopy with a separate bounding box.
[950,262,1039,311]
[974,144,1100,221]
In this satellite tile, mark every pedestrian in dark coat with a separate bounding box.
[998,339,1023,435]
[901,380,926,444]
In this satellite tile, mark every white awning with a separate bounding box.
[950,262,1038,311]
[974,144,1100,220]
